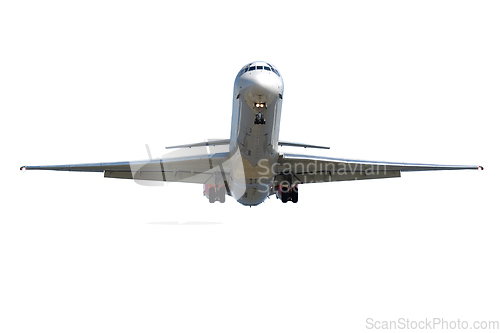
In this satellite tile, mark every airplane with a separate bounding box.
[20,61,483,206]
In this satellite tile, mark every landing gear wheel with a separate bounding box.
[218,189,226,203]
[281,187,289,203]
[291,186,298,203]
[209,187,216,203]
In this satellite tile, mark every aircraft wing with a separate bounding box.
[277,153,483,184]
[21,152,230,184]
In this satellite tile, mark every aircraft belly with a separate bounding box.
[232,154,277,206]
[230,68,284,205]
[237,102,278,166]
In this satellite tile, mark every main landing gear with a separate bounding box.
[277,184,298,203]
[204,185,226,203]
[276,172,298,203]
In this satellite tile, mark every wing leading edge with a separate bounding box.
[21,152,230,185]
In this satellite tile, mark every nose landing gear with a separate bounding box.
[254,112,266,125]
[254,102,266,125]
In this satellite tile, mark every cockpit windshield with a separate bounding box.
[236,62,281,79]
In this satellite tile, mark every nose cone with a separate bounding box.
[240,73,282,106]
[242,72,282,96]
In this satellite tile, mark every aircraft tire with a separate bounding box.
[218,189,226,203]
[209,187,216,203]
[281,189,289,203]
[291,186,298,203]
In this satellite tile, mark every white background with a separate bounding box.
[1,1,499,332]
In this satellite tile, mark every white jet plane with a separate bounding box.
[21,61,483,206]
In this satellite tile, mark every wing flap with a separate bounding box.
[285,170,401,184]
[104,170,215,183]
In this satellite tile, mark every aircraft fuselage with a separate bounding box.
[229,62,284,206]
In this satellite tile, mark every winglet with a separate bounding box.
[20,166,27,171]
[478,166,484,171]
